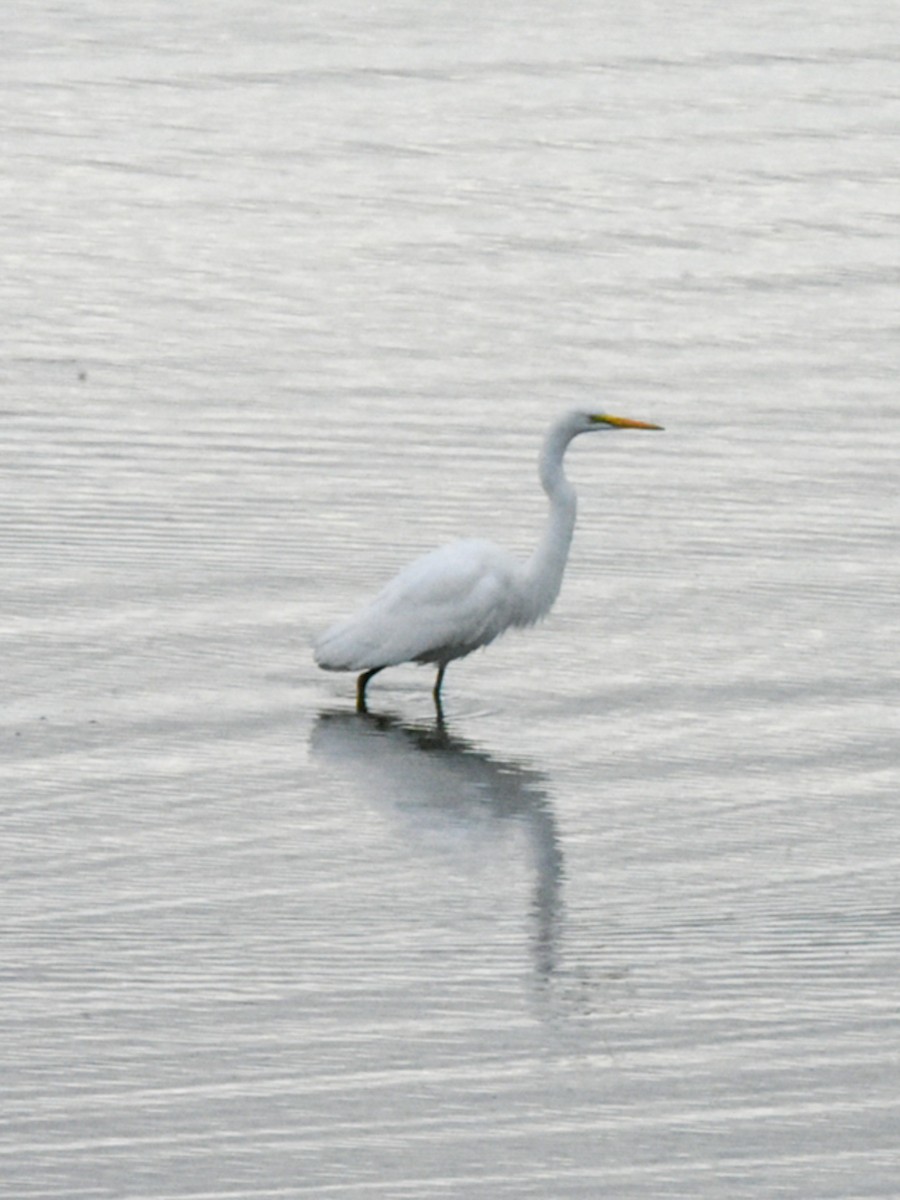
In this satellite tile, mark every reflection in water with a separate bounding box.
[309,710,564,982]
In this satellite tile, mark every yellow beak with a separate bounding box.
[590,413,664,431]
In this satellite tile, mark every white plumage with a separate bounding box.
[315,408,662,713]
[315,539,523,671]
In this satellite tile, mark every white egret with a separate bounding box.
[315,409,663,713]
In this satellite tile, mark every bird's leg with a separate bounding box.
[433,663,447,700]
[356,667,383,713]
[432,664,447,721]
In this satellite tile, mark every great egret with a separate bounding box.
[315,409,663,713]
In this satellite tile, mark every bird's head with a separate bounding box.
[555,409,664,441]
[542,409,664,482]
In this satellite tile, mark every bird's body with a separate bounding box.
[315,409,662,712]
[315,538,524,671]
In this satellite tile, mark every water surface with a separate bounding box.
[3,1,899,1196]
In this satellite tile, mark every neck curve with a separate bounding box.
[520,416,582,624]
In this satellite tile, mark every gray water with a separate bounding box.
[3,2,899,1196]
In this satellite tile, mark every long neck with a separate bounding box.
[520,421,579,623]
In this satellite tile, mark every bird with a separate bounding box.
[314,409,663,714]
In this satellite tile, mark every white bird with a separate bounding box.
[315,409,663,714]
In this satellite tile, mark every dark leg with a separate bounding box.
[432,664,447,722]
[356,667,383,713]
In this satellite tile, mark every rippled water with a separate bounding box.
[3,2,899,1196]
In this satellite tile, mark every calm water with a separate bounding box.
[3,2,899,1196]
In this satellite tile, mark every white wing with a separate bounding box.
[314,539,525,671]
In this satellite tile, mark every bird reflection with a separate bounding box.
[308,710,564,983]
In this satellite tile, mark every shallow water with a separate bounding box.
[3,1,899,1196]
